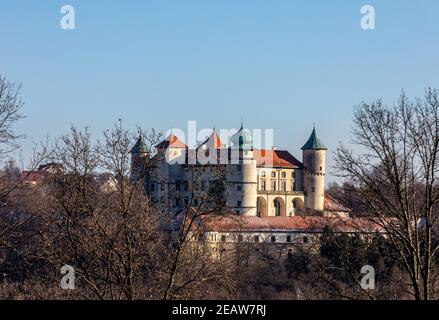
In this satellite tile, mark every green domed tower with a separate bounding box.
[230,124,253,150]
[301,127,327,211]
[130,133,149,182]
[227,124,257,216]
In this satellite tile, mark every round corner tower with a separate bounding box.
[227,125,257,216]
[301,127,327,211]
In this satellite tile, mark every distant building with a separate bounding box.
[93,173,118,193]
[21,162,64,186]
[37,162,64,174]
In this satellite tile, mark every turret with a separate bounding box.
[227,125,257,216]
[130,134,149,182]
[301,127,327,211]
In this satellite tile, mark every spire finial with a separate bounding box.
[213,124,216,132]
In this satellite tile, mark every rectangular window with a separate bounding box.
[271,171,276,178]
[237,185,242,191]
[286,235,291,243]
[281,172,286,178]
[150,183,155,192]
[271,180,276,191]
[281,180,286,191]
[198,233,204,242]
[292,171,296,178]
[303,236,308,244]
[221,235,226,242]
[271,236,276,243]
[260,170,266,177]
[261,180,266,191]
[312,187,316,193]
[254,235,259,243]
[237,201,242,207]
[291,180,296,191]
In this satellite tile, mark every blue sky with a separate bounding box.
[1,0,439,177]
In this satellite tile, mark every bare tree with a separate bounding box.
[40,124,166,299]
[335,89,439,300]
[162,164,235,300]
[0,76,48,289]
[0,76,24,158]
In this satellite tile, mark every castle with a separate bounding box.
[130,126,350,219]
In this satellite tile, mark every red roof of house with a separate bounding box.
[198,215,385,234]
[253,149,303,169]
[324,194,351,212]
[155,134,188,149]
[20,171,47,182]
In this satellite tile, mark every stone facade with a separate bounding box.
[130,127,337,216]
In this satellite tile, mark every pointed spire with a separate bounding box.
[130,133,148,154]
[199,126,224,149]
[301,126,327,150]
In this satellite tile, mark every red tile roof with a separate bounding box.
[324,194,351,212]
[198,215,385,234]
[155,134,188,149]
[20,171,47,183]
[253,149,303,169]
[198,132,225,149]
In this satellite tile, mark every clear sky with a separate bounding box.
[1,0,439,178]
